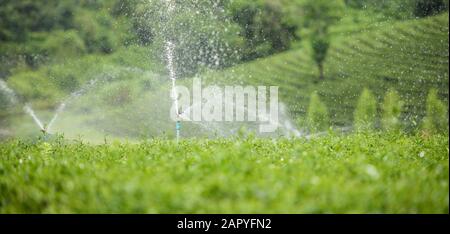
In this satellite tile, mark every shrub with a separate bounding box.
[354,88,377,131]
[422,89,448,134]
[307,91,329,132]
[381,89,404,132]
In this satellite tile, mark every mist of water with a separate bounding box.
[163,0,181,141]
[0,79,18,105]
[45,78,99,133]
[23,104,44,131]
[3,1,308,140]
[46,103,66,133]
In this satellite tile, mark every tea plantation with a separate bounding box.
[205,13,449,126]
[0,132,448,213]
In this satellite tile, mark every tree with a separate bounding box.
[381,89,404,132]
[302,0,344,81]
[422,89,448,134]
[345,0,448,19]
[307,91,329,132]
[230,0,298,61]
[414,0,448,17]
[0,0,76,42]
[312,36,329,80]
[354,88,377,131]
[0,0,128,70]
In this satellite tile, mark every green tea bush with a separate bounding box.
[307,91,329,132]
[422,89,448,134]
[0,133,448,213]
[381,89,404,132]
[354,88,377,131]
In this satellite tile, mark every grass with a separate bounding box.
[0,132,448,213]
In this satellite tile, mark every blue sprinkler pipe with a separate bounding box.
[176,120,181,142]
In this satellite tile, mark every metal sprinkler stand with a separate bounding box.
[40,124,52,141]
[176,120,181,142]
[40,124,48,135]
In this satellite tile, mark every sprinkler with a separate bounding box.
[40,124,48,134]
[40,124,53,140]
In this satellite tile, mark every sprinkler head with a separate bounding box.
[41,124,48,134]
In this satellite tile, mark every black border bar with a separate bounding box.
[0,214,448,232]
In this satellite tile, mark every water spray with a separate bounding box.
[23,104,45,131]
[0,79,18,105]
[46,102,66,133]
[164,0,180,142]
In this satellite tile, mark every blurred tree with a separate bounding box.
[133,0,244,77]
[422,89,448,134]
[312,36,329,81]
[354,88,377,131]
[230,0,298,61]
[344,0,414,19]
[302,0,344,81]
[414,0,448,17]
[73,9,119,54]
[111,0,136,17]
[307,91,329,132]
[345,0,448,19]
[0,0,75,42]
[0,0,129,73]
[27,30,87,59]
[381,89,404,132]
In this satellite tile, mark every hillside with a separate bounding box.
[203,13,449,127]
[2,13,448,139]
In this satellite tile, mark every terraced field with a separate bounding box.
[204,13,449,127]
